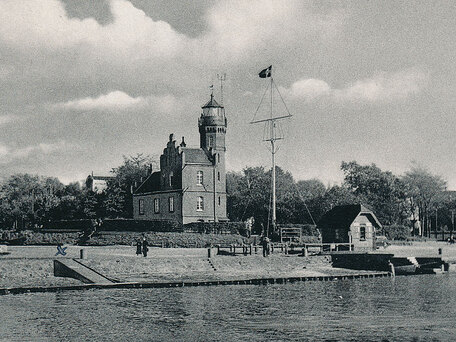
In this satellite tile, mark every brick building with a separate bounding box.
[132,94,228,224]
[318,204,381,251]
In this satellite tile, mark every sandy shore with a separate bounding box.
[0,241,453,290]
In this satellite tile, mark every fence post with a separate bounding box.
[249,244,252,255]
[80,249,86,260]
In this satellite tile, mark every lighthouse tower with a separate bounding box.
[198,94,227,221]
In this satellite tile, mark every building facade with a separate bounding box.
[318,204,381,252]
[85,174,115,193]
[132,94,228,224]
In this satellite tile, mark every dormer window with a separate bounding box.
[197,171,203,185]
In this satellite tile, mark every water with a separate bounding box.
[1,275,456,342]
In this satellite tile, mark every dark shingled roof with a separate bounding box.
[182,148,212,165]
[202,95,222,108]
[134,171,161,194]
[317,204,382,229]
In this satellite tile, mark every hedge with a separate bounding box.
[42,219,182,232]
[183,222,245,235]
[41,219,247,235]
[382,225,411,240]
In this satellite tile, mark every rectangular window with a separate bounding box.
[154,198,160,213]
[217,171,220,181]
[197,171,203,185]
[197,196,204,211]
[169,197,174,212]
[360,226,366,241]
[138,199,144,215]
[218,196,221,206]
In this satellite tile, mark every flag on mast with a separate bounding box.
[259,65,272,78]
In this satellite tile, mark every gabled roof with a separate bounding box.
[202,94,222,108]
[87,175,115,181]
[92,176,115,181]
[317,204,382,229]
[182,148,213,165]
[134,171,161,194]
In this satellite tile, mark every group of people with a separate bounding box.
[136,237,149,257]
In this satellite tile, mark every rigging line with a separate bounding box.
[273,79,293,117]
[250,82,271,123]
[294,184,317,226]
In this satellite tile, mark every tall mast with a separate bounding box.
[251,66,292,237]
[270,76,276,233]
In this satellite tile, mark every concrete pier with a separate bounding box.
[0,271,391,296]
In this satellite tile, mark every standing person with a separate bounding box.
[266,237,271,256]
[262,236,268,257]
[136,240,142,256]
[142,237,149,257]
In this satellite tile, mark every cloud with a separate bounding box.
[200,0,345,61]
[286,79,331,100]
[0,115,17,126]
[0,0,185,59]
[335,69,427,102]
[53,91,180,113]
[55,91,147,111]
[0,140,76,164]
[285,69,427,103]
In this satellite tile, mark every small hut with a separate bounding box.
[317,204,382,252]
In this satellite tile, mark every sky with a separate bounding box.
[0,0,455,188]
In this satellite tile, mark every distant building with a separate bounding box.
[132,94,228,224]
[317,204,381,251]
[85,174,115,193]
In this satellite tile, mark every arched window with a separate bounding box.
[138,199,144,215]
[169,197,174,212]
[197,196,204,211]
[154,198,160,213]
[197,171,203,185]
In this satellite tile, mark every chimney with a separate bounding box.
[148,164,153,174]
[180,136,186,147]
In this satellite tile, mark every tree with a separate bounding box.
[402,165,447,236]
[0,174,65,228]
[341,161,408,225]
[104,154,158,218]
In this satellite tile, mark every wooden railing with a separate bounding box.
[216,242,354,256]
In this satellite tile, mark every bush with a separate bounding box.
[43,219,182,232]
[183,222,245,235]
[382,225,410,240]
